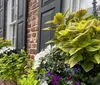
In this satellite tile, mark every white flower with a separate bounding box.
[41,81,48,85]
[34,45,54,70]
[0,46,15,54]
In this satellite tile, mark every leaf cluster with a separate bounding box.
[0,38,12,49]
[0,50,29,83]
[18,69,39,85]
[44,9,100,72]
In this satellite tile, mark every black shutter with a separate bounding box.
[38,0,62,51]
[16,0,27,50]
[0,0,4,37]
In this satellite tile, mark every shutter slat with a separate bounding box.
[0,0,4,37]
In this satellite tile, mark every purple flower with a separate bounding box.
[52,74,61,85]
[46,72,52,76]
[73,68,78,73]
[75,82,80,85]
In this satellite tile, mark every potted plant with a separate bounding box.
[34,9,100,85]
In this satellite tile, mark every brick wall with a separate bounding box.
[27,0,39,59]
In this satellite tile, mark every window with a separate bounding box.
[6,0,18,47]
[62,0,100,16]
[11,0,17,22]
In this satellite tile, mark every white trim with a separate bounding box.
[6,0,18,47]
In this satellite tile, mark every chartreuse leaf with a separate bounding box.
[57,42,71,52]
[52,12,64,24]
[86,39,100,52]
[94,53,100,64]
[46,39,55,44]
[69,47,82,56]
[45,20,53,24]
[68,53,83,68]
[43,27,56,30]
[82,61,94,72]
[63,8,70,17]
[70,30,90,47]
[75,9,87,19]
[57,24,66,31]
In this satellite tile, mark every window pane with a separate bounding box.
[12,8,14,22]
[0,0,3,8]
[80,0,93,9]
[12,24,16,46]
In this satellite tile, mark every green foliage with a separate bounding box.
[0,50,28,83]
[0,38,12,48]
[18,69,39,85]
[44,9,100,72]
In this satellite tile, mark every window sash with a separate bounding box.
[11,0,17,22]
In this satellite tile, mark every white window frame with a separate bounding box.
[6,0,18,47]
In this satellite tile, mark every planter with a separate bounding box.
[0,80,17,85]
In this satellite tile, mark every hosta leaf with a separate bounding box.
[94,53,100,64]
[75,9,87,19]
[86,39,100,52]
[82,62,94,72]
[68,53,83,68]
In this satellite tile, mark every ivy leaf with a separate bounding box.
[68,53,83,68]
[94,53,100,64]
[82,61,94,72]
[75,9,87,19]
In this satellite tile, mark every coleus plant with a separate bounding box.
[43,9,100,72]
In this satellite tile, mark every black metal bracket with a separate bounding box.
[92,0,98,17]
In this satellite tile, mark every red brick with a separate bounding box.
[27,0,39,56]
[32,21,35,27]
[28,23,31,28]
[31,27,35,32]
[30,49,37,54]
[32,33,36,37]
[27,44,31,48]
[32,43,37,48]
[27,33,31,38]
[27,29,31,33]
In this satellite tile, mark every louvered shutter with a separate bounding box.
[38,0,62,51]
[16,0,27,50]
[0,0,5,37]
